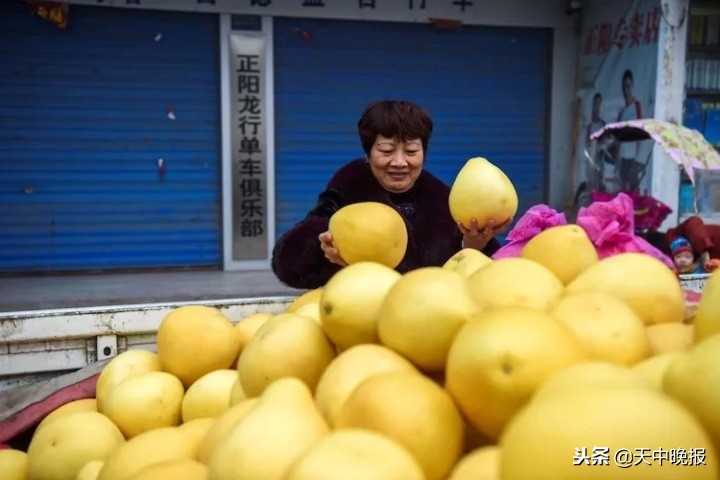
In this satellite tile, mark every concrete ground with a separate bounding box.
[0,269,304,313]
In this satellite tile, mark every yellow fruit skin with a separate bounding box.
[104,371,185,438]
[132,458,208,480]
[646,323,695,356]
[448,157,518,229]
[520,224,599,285]
[284,429,425,480]
[0,449,28,480]
[35,398,97,434]
[176,418,216,458]
[27,411,125,480]
[501,388,719,480]
[181,369,239,422]
[238,313,336,397]
[314,344,419,427]
[695,270,720,343]
[76,460,104,480]
[443,248,493,278]
[335,372,464,480]
[156,305,240,388]
[197,398,259,465]
[228,377,247,406]
[328,202,408,268]
[95,349,161,414]
[565,253,685,325]
[319,261,401,350]
[286,288,324,313]
[448,445,501,480]
[207,377,329,480]
[631,352,682,390]
[552,291,649,366]
[467,258,564,312]
[97,427,197,480]
[235,312,273,351]
[445,308,587,440]
[377,267,479,372]
[663,333,720,455]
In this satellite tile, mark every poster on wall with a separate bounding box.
[230,33,268,261]
[572,0,660,207]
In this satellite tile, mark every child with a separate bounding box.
[670,236,705,275]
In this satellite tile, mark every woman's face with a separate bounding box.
[368,135,424,193]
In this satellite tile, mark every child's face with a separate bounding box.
[673,251,695,269]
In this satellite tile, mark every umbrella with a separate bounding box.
[589,118,720,185]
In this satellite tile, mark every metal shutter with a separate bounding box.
[273,17,551,241]
[0,3,221,272]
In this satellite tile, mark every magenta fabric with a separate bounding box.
[576,192,674,268]
[492,205,568,259]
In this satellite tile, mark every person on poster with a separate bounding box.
[585,92,607,192]
[616,69,643,191]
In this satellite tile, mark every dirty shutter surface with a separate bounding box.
[273,18,551,242]
[0,4,221,272]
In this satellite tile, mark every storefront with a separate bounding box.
[0,0,577,273]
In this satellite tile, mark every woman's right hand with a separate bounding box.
[319,231,348,267]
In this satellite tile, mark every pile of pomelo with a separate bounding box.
[2,157,720,480]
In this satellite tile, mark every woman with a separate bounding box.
[271,100,508,289]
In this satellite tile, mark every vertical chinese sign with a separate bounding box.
[230,34,268,260]
[571,0,660,204]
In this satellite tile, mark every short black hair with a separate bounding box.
[357,100,433,156]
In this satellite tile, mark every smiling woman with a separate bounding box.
[270,100,507,289]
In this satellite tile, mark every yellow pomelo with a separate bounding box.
[76,460,104,480]
[104,371,184,438]
[377,267,479,371]
[532,361,653,404]
[157,305,240,388]
[448,157,518,229]
[27,411,124,480]
[131,458,208,480]
[35,398,97,434]
[314,343,419,427]
[238,312,335,397]
[646,322,695,356]
[520,224,599,285]
[328,202,408,268]
[176,418,216,457]
[551,291,649,366]
[448,445,500,480]
[443,248,493,278]
[287,288,324,313]
[320,261,401,350]
[694,270,720,343]
[0,449,28,480]
[196,398,259,465]
[335,372,464,480]
[97,427,196,480]
[631,352,682,390]
[663,333,720,454]
[95,349,161,414]
[467,258,564,312]
[566,253,685,325]
[284,429,425,480]
[228,377,246,406]
[501,387,718,479]
[208,377,329,480]
[181,369,238,422]
[294,302,321,324]
[234,312,273,351]
[445,308,587,440]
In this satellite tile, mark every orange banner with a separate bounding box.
[28,1,69,29]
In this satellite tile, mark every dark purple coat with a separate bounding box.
[271,159,500,289]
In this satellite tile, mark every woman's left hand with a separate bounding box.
[459,218,512,251]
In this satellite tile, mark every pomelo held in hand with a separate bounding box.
[328,202,408,268]
[449,157,518,229]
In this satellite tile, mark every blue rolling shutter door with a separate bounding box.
[0,4,220,272]
[274,18,550,240]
